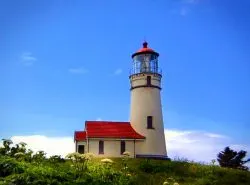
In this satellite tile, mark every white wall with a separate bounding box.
[87,139,135,158]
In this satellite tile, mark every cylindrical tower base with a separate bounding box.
[130,73,167,156]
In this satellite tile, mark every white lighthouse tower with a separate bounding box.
[130,41,167,157]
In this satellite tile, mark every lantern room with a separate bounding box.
[130,42,161,76]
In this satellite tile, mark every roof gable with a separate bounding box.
[74,131,86,141]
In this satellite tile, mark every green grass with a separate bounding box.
[97,158,250,185]
[1,155,250,185]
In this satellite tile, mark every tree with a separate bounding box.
[9,142,27,157]
[0,139,13,155]
[33,151,46,164]
[49,155,65,163]
[217,146,250,171]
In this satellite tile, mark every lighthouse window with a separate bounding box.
[99,140,104,154]
[120,141,126,155]
[147,76,151,86]
[147,116,153,129]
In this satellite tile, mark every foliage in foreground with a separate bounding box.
[217,146,250,171]
[0,139,250,185]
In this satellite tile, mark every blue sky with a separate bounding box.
[0,0,250,160]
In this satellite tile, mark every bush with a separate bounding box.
[1,141,250,185]
[139,159,158,173]
[0,156,25,177]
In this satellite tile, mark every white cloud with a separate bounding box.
[183,0,200,4]
[96,118,102,121]
[68,68,88,74]
[180,7,189,16]
[165,129,250,165]
[170,7,190,16]
[114,68,122,75]
[10,135,74,158]
[20,52,37,66]
[204,133,228,139]
[171,0,204,16]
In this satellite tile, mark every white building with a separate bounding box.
[74,42,168,159]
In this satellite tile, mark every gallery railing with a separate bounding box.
[129,67,162,76]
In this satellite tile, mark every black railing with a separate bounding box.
[129,67,162,76]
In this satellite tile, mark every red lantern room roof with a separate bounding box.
[132,41,159,58]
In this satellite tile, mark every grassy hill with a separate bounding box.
[1,153,250,185]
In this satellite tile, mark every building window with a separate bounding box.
[78,145,85,154]
[147,76,151,86]
[147,116,153,129]
[99,140,104,154]
[121,141,126,155]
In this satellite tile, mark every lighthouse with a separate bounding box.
[74,41,168,159]
[130,41,167,157]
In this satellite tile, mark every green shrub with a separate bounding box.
[0,156,25,177]
[139,159,164,173]
[1,145,250,185]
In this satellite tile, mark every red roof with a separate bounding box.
[137,42,155,53]
[83,121,145,139]
[74,131,86,141]
[132,41,159,58]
